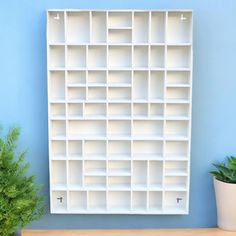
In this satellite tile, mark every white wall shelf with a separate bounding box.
[47,9,193,215]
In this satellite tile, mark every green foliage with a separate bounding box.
[210,156,236,184]
[0,127,45,236]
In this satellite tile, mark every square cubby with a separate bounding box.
[88,191,106,210]
[52,191,67,212]
[149,191,162,212]
[51,140,66,159]
[68,103,83,117]
[165,161,188,176]
[67,46,86,68]
[133,103,148,117]
[108,103,131,117]
[108,141,131,159]
[165,141,189,160]
[68,87,86,101]
[88,71,106,84]
[166,71,190,85]
[108,176,130,189]
[165,121,189,138]
[133,121,163,137]
[88,46,107,68]
[108,191,130,211]
[84,160,106,176]
[108,46,132,67]
[166,103,190,118]
[108,161,131,175]
[67,71,86,85]
[50,120,66,138]
[150,46,165,68]
[108,29,132,44]
[49,46,65,68]
[108,12,132,28]
[69,191,87,211]
[108,120,131,137]
[84,103,106,117]
[68,141,82,158]
[108,71,131,85]
[150,103,164,117]
[164,191,187,213]
[165,176,187,190]
[84,141,106,159]
[50,103,65,118]
[133,46,148,67]
[87,87,106,100]
[132,191,147,211]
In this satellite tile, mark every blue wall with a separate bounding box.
[1,0,236,229]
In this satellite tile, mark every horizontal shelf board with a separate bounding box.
[166,84,190,88]
[166,68,191,72]
[48,9,193,12]
[107,171,131,176]
[67,84,87,87]
[165,171,188,176]
[164,186,187,191]
[108,27,132,30]
[133,154,163,160]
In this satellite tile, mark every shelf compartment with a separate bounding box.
[166,71,190,85]
[108,120,131,137]
[67,46,86,68]
[149,161,163,188]
[91,12,106,43]
[84,160,106,175]
[133,103,148,117]
[48,12,65,43]
[84,103,106,117]
[68,71,86,84]
[108,161,131,175]
[49,46,65,68]
[51,140,66,159]
[165,161,188,176]
[85,176,106,188]
[150,103,164,117]
[67,12,90,43]
[165,176,187,190]
[69,191,87,211]
[133,46,148,67]
[149,191,162,211]
[132,161,147,187]
[150,71,164,100]
[108,71,131,85]
[84,140,106,159]
[133,141,163,159]
[108,29,132,44]
[51,120,66,138]
[108,103,131,117]
[87,87,106,100]
[133,121,163,137]
[108,87,131,100]
[51,160,67,187]
[68,103,83,117]
[50,71,65,100]
[167,12,192,44]
[68,120,106,137]
[68,160,82,187]
[166,104,189,118]
[88,71,106,84]
[133,12,149,43]
[165,141,188,160]
[88,46,107,68]
[88,191,106,210]
[108,12,132,28]
[51,103,65,118]
[150,46,165,68]
[108,176,130,189]
[108,46,132,67]
[165,120,189,138]
[132,191,147,210]
[164,191,187,213]
[108,191,130,211]
[68,141,82,158]
[167,46,191,69]
[68,87,86,101]
[108,141,131,159]
[166,87,190,101]
[133,71,148,100]
[52,191,67,211]
[151,12,165,43]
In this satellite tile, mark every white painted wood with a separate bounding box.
[47,10,193,215]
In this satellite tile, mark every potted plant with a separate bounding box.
[210,156,236,231]
[0,127,45,236]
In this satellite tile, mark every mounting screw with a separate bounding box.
[176,197,183,203]
[57,197,63,203]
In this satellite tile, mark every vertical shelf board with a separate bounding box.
[48,10,193,215]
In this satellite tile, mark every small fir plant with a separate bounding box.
[210,156,236,184]
[0,127,45,236]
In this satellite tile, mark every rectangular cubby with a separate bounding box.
[68,141,82,158]
[67,11,90,43]
[91,12,106,43]
[108,46,132,67]
[68,161,82,187]
[133,141,163,160]
[108,141,131,159]
[88,46,107,68]
[167,46,191,69]
[167,12,192,44]
[67,71,86,85]
[109,29,132,44]
[133,71,148,100]
[67,46,86,68]
[84,141,106,159]
[49,46,65,68]
[84,103,106,117]
[48,10,192,214]
[69,191,87,211]
[133,12,149,43]
[164,191,187,213]
[48,11,65,43]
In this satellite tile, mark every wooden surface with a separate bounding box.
[22,229,236,236]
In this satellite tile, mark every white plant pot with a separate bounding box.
[214,178,236,231]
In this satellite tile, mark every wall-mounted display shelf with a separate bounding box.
[47,9,193,215]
